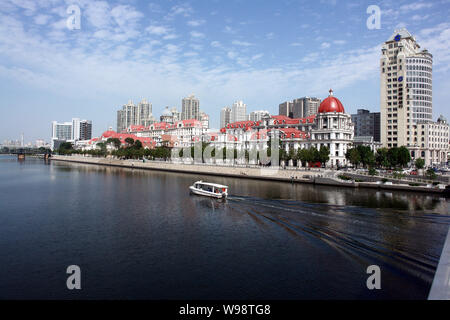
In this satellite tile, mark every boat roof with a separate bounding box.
[194,181,228,188]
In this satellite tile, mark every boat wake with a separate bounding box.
[226,195,449,285]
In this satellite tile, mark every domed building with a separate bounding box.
[213,89,355,167]
[309,89,354,167]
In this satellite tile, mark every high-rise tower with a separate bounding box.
[380,28,433,148]
[181,94,200,120]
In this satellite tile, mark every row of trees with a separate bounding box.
[57,138,172,160]
[58,138,331,167]
[345,146,412,169]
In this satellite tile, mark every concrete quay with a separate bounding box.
[51,155,449,195]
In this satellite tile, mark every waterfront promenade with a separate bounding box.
[51,155,449,195]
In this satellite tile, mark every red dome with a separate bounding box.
[318,89,345,113]
[101,130,116,138]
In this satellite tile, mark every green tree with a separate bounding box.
[58,142,74,155]
[297,148,309,167]
[346,148,361,168]
[106,138,122,149]
[288,148,297,162]
[397,146,411,168]
[124,137,134,146]
[368,167,378,176]
[426,168,437,180]
[376,148,390,168]
[415,158,425,170]
[318,146,330,165]
[134,140,143,149]
[279,148,288,162]
[356,145,375,168]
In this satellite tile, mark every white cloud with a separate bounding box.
[187,19,205,27]
[146,25,171,36]
[232,40,253,46]
[224,26,236,34]
[166,4,193,20]
[85,1,112,29]
[227,51,237,59]
[8,0,36,12]
[411,14,430,21]
[165,44,179,54]
[34,14,51,25]
[163,33,178,40]
[400,2,433,11]
[333,40,346,45]
[190,44,203,51]
[184,51,198,57]
[418,23,450,72]
[251,54,263,61]
[2,6,450,133]
[190,31,205,38]
[50,18,67,30]
[111,5,143,28]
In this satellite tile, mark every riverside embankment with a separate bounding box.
[51,155,449,195]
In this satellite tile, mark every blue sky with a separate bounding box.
[0,0,449,143]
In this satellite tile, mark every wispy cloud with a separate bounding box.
[400,2,433,11]
[232,40,253,46]
[187,19,205,27]
[146,25,171,36]
[190,31,205,38]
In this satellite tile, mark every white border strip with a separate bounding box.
[428,226,450,300]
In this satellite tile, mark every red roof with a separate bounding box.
[178,119,202,127]
[226,120,258,129]
[100,130,156,148]
[102,131,116,138]
[278,128,308,139]
[272,115,300,125]
[129,125,145,132]
[272,115,316,125]
[318,89,345,113]
[151,122,170,130]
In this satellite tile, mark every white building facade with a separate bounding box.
[380,28,448,166]
[214,90,354,167]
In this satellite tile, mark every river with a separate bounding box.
[0,155,448,299]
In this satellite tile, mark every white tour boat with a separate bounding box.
[189,181,228,199]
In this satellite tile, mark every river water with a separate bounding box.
[0,155,448,299]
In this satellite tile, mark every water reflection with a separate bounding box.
[0,157,448,299]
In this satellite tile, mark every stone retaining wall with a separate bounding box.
[51,155,448,195]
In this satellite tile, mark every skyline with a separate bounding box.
[1,0,450,142]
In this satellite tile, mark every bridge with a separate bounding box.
[1,147,52,160]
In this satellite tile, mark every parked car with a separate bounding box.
[410,170,418,175]
[308,161,321,168]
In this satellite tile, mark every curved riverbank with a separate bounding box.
[51,155,449,195]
